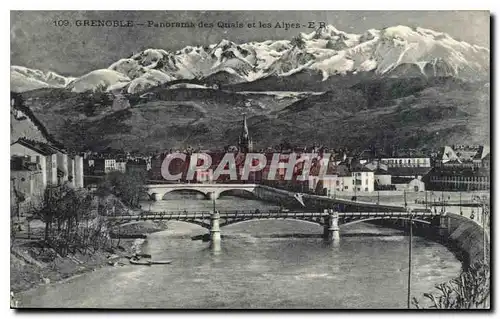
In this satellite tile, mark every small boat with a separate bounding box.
[129,258,152,266]
[150,260,172,265]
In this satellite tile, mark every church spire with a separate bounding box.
[242,114,249,139]
[238,114,252,153]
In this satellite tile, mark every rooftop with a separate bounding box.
[386,167,432,177]
[11,138,65,156]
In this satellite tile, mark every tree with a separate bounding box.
[412,262,490,309]
[98,170,148,208]
[31,185,100,256]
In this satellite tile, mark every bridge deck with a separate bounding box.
[107,210,439,222]
[144,183,409,212]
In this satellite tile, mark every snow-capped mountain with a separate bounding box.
[11,66,75,92]
[11,25,489,94]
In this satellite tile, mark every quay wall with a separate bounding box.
[445,214,490,267]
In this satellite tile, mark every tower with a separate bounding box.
[238,114,253,153]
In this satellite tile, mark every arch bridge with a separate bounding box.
[108,208,446,252]
[145,183,259,201]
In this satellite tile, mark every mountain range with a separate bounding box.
[10,25,490,153]
[11,25,489,94]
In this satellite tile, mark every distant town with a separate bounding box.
[11,113,490,212]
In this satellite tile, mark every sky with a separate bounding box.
[10,10,490,76]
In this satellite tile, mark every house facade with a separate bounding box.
[10,139,84,207]
[380,157,431,168]
[11,139,58,188]
[308,169,375,195]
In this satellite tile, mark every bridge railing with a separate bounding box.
[107,208,439,221]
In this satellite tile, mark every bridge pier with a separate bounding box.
[324,209,340,247]
[210,211,221,252]
[151,193,162,201]
[206,192,218,201]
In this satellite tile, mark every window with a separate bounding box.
[365,179,368,185]
[365,187,368,191]
[344,186,348,190]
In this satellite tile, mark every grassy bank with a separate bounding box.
[10,220,168,301]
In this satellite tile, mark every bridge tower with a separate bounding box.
[210,211,222,252]
[324,209,340,247]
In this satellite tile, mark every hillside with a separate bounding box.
[19,87,301,152]
[15,77,489,153]
[255,78,489,149]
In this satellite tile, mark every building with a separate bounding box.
[127,159,149,175]
[238,114,253,153]
[74,155,84,188]
[427,167,490,191]
[380,156,431,168]
[11,139,58,188]
[196,169,214,183]
[307,167,375,195]
[11,139,84,189]
[472,145,490,168]
[87,156,120,175]
[394,176,426,192]
[352,169,375,193]
[437,145,461,164]
[435,145,490,171]
[11,156,45,208]
[374,168,392,189]
[105,158,117,173]
[116,159,127,173]
[149,154,165,180]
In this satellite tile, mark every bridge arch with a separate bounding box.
[216,188,257,200]
[220,217,324,228]
[341,217,432,227]
[159,188,209,200]
[163,219,211,230]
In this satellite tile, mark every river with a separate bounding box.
[18,193,463,309]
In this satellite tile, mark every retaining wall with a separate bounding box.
[445,214,490,267]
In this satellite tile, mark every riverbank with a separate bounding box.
[10,220,168,299]
[446,214,490,267]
